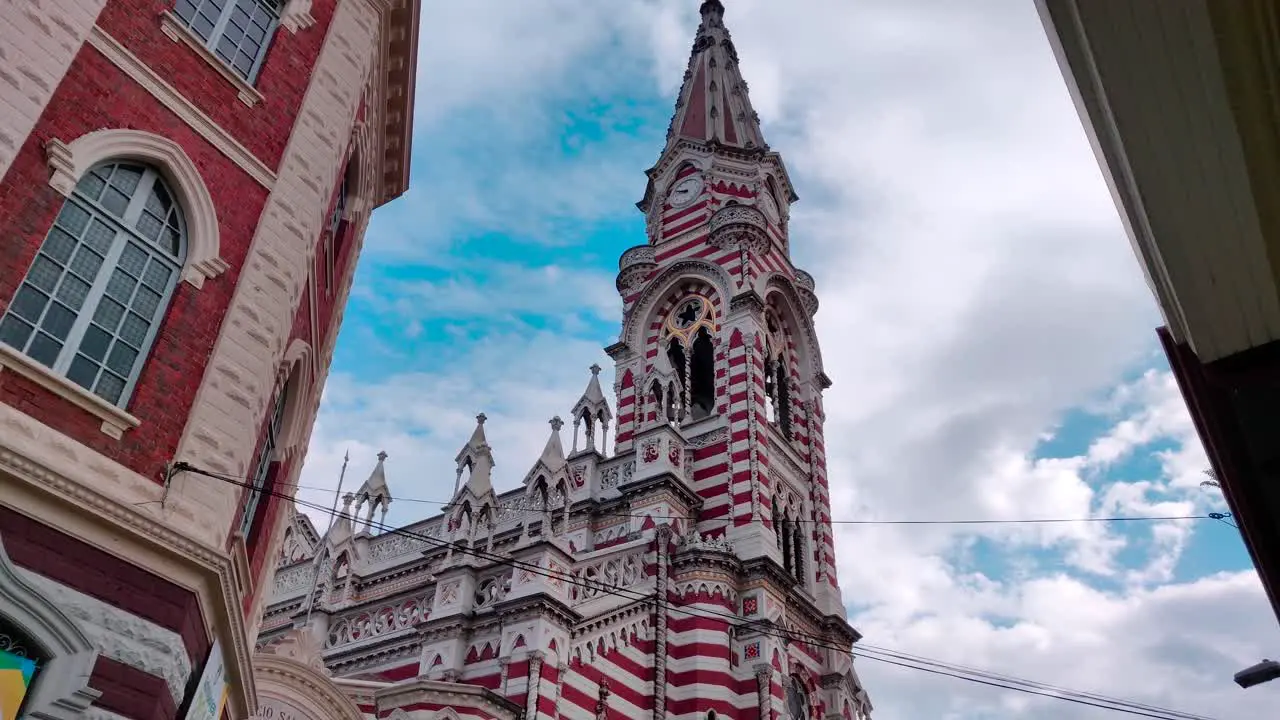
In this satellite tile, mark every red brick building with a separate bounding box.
[0,1,419,718]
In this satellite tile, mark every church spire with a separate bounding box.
[570,364,613,455]
[453,413,495,498]
[663,0,766,152]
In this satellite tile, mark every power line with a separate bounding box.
[180,463,1216,720]
[277,477,1218,527]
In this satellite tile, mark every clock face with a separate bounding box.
[668,176,703,208]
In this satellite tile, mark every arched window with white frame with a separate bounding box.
[0,162,186,408]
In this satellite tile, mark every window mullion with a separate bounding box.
[120,170,156,227]
[51,223,130,376]
[207,1,237,50]
[245,15,279,83]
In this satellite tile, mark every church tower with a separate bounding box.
[608,1,872,717]
[258,3,874,719]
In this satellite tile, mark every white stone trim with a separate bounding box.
[276,339,315,461]
[281,0,316,32]
[0,420,260,717]
[85,26,277,189]
[0,341,140,439]
[158,11,264,107]
[0,533,102,719]
[16,568,192,704]
[45,129,230,289]
[254,652,364,720]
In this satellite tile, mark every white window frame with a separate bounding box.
[173,0,283,84]
[324,173,347,296]
[0,163,186,409]
[240,385,288,540]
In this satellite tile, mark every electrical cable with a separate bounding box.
[277,477,1218,527]
[178,462,1217,720]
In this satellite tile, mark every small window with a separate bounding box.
[239,383,288,543]
[173,0,282,83]
[0,162,186,407]
[787,679,810,719]
[324,164,351,294]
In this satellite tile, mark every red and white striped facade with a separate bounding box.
[259,2,874,719]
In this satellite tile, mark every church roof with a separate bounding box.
[662,0,767,152]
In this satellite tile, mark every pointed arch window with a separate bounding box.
[324,158,354,296]
[764,312,792,438]
[239,379,288,545]
[0,162,186,408]
[173,0,282,83]
[786,677,810,719]
[662,295,717,423]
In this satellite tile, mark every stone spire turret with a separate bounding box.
[570,364,613,455]
[352,450,391,534]
[453,412,495,498]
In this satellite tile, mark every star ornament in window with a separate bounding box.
[674,298,704,329]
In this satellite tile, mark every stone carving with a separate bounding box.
[687,426,728,449]
[260,626,327,673]
[368,526,443,562]
[641,439,661,464]
[273,563,317,597]
[680,530,735,554]
[19,569,191,702]
[325,594,431,649]
[570,551,644,604]
[473,573,512,610]
[707,204,768,254]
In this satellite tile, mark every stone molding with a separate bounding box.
[45,129,229,288]
[619,259,736,351]
[0,342,140,439]
[17,568,191,702]
[0,412,259,717]
[85,26,277,188]
[254,651,363,720]
[158,11,264,107]
[280,0,317,33]
[0,533,101,719]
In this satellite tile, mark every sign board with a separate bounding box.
[184,639,228,720]
[0,648,36,720]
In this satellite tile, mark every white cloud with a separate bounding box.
[295,0,1280,718]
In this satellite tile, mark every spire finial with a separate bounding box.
[589,363,602,376]
[476,412,487,425]
[550,416,564,432]
[376,450,388,462]
[700,0,725,17]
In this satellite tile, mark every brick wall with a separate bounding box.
[0,46,269,483]
[97,0,339,169]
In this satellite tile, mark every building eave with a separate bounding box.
[374,0,420,207]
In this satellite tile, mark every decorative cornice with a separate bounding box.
[0,441,258,716]
[85,26,276,188]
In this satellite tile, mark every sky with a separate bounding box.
[295,1,1280,717]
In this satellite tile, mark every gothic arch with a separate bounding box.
[44,128,227,288]
[621,259,735,351]
[253,654,364,720]
[757,272,825,382]
[275,338,315,461]
[0,533,101,718]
